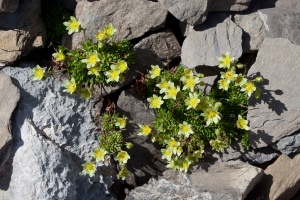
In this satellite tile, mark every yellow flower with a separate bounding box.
[178,121,194,138]
[163,86,180,100]
[115,60,128,73]
[156,80,173,94]
[201,108,221,126]
[115,116,127,129]
[147,94,164,109]
[95,24,117,41]
[87,66,100,76]
[176,146,183,156]
[81,51,100,68]
[218,79,230,91]
[63,16,81,35]
[80,89,91,100]
[220,70,236,82]
[82,162,96,177]
[181,76,200,92]
[104,23,117,38]
[161,148,173,161]
[235,74,247,86]
[105,69,120,83]
[117,166,130,180]
[167,138,180,154]
[32,65,45,81]
[182,68,193,77]
[115,151,130,164]
[185,92,200,110]
[236,114,249,130]
[63,78,77,94]
[241,81,256,97]
[137,124,151,136]
[177,158,191,173]
[149,65,161,79]
[92,148,107,162]
[210,139,228,153]
[95,30,106,41]
[166,159,177,170]
[52,50,65,61]
[125,142,133,149]
[218,52,235,69]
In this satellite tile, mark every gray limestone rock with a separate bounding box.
[0,74,20,168]
[272,131,300,156]
[64,0,168,49]
[0,0,19,13]
[247,38,300,148]
[181,13,243,68]
[117,88,166,187]
[258,8,300,45]
[127,30,181,84]
[0,64,114,199]
[234,12,266,52]
[0,0,46,65]
[276,0,300,10]
[247,154,300,200]
[126,161,263,200]
[158,0,252,26]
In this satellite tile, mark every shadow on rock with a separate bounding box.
[248,72,287,116]
[0,77,39,190]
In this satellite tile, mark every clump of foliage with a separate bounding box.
[33,16,135,100]
[42,1,71,44]
[83,112,132,180]
[139,52,263,172]
[32,16,135,180]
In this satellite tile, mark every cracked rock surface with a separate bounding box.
[0,63,114,200]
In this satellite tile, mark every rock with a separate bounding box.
[195,66,220,94]
[117,88,166,187]
[179,22,193,37]
[158,0,252,26]
[272,131,300,156]
[276,0,300,10]
[247,0,277,10]
[64,0,168,49]
[0,0,46,65]
[54,0,76,11]
[181,13,243,68]
[258,8,300,45]
[126,161,263,200]
[233,12,266,52]
[204,142,279,166]
[247,154,300,200]
[0,74,20,168]
[127,30,181,84]
[0,0,19,13]
[247,38,300,148]
[0,64,114,199]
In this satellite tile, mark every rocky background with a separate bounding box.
[0,0,300,199]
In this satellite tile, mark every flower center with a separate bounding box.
[189,98,198,107]
[207,110,217,118]
[70,21,79,30]
[223,57,231,66]
[86,163,95,171]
